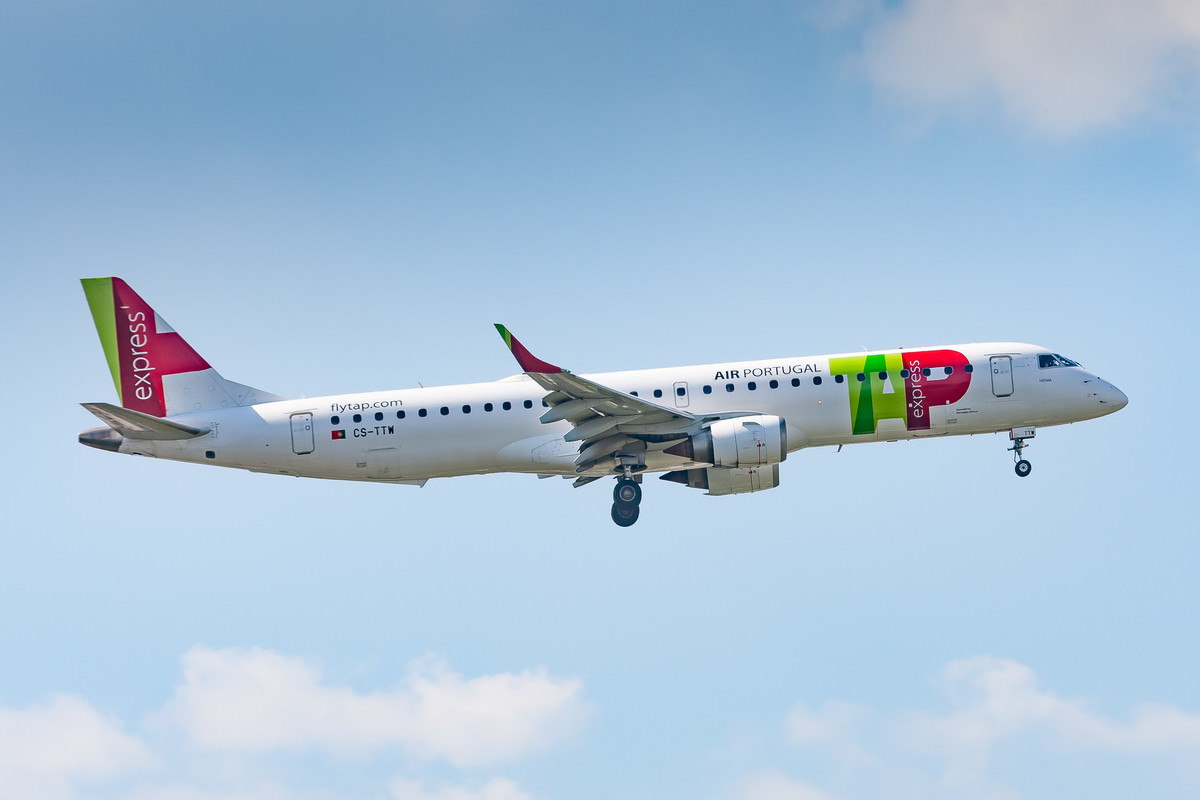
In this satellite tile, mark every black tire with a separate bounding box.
[1015,459,1032,477]
[614,479,642,505]
[611,501,640,527]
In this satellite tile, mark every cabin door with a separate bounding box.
[990,356,1014,398]
[673,381,690,408]
[290,413,315,455]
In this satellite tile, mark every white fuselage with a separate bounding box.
[103,342,1127,485]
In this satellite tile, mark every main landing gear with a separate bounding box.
[611,473,643,527]
[1008,427,1035,478]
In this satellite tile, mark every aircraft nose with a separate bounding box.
[1098,381,1128,412]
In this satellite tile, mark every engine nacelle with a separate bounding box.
[660,464,781,496]
[664,415,787,468]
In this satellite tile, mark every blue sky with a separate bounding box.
[2,2,1199,799]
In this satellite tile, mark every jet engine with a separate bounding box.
[659,464,781,496]
[663,415,787,468]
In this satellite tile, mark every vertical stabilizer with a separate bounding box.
[81,277,284,417]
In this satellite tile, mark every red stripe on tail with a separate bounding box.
[110,278,210,417]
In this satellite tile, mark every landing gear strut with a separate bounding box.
[610,470,643,527]
[1008,427,1034,478]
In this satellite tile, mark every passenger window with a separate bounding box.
[542,400,549,407]
[900,369,910,379]
[878,371,887,380]
[676,387,686,396]
[748,381,757,391]
[502,401,511,411]
[703,385,712,394]
[484,402,493,412]
[965,364,973,373]
[418,408,428,417]
[922,368,931,377]
[353,414,362,423]
[397,410,406,419]
[812,376,822,386]
[523,400,533,409]
[440,406,449,415]
[631,391,639,397]
[653,389,663,398]
[856,373,865,382]
[375,412,384,421]
[725,383,734,392]
[769,379,779,389]
[331,416,340,425]
[944,366,953,375]
[835,374,844,384]
[791,378,801,387]
[462,405,471,414]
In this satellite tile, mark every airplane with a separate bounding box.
[78,277,1128,527]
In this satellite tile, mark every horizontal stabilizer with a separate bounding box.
[81,402,210,440]
[80,277,285,417]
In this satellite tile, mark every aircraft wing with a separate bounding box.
[495,325,698,482]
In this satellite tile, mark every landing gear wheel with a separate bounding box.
[611,501,640,527]
[1008,432,1033,478]
[614,479,642,505]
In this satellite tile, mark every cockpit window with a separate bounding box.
[1038,353,1081,368]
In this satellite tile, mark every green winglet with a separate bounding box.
[495,323,514,351]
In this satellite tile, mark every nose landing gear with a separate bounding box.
[1008,426,1035,478]
[610,472,643,527]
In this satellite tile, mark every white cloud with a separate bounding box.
[784,701,873,768]
[732,770,836,800]
[0,694,150,800]
[157,647,588,767]
[116,783,293,800]
[0,648,581,800]
[390,776,532,800]
[902,655,1200,787]
[849,0,1200,136]
[776,655,1200,797]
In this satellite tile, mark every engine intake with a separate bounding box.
[664,415,787,467]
